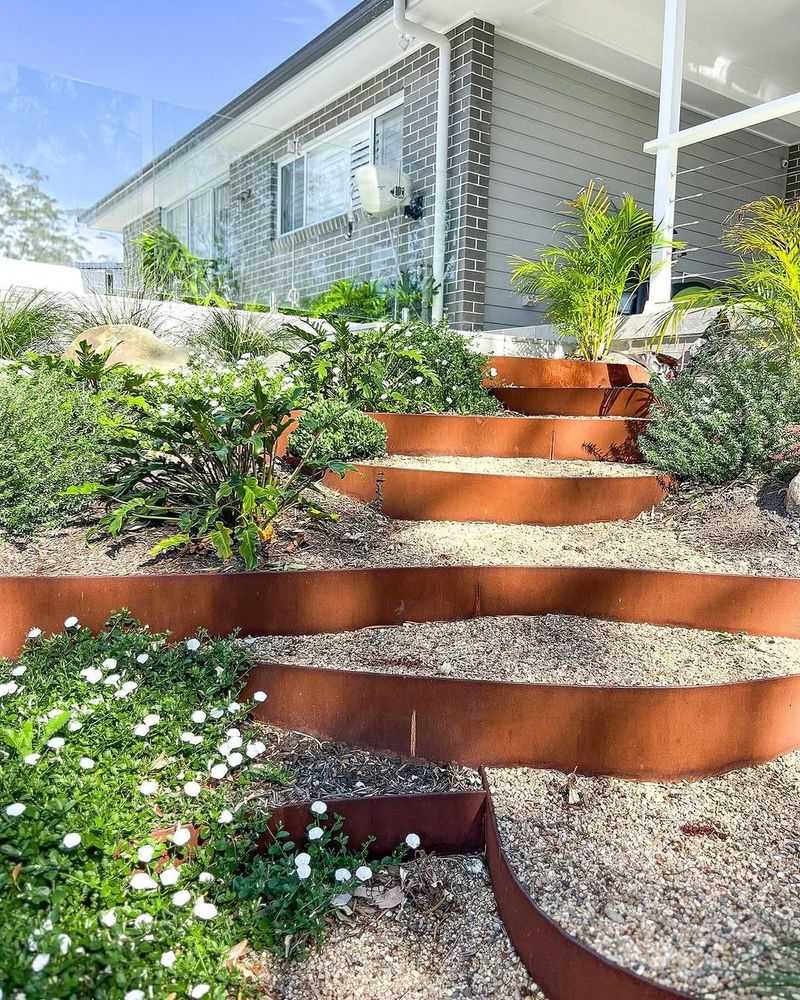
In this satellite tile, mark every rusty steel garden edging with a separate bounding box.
[491,385,654,418]
[323,464,669,525]
[366,411,646,461]
[485,355,651,389]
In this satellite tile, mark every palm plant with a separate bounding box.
[510,183,675,360]
[658,196,800,357]
[134,227,229,306]
[0,287,70,358]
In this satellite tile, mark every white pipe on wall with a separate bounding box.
[393,0,450,322]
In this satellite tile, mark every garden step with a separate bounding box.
[485,354,651,389]
[368,411,646,462]
[491,385,653,418]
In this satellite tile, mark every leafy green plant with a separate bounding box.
[657,197,800,358]
[135,227,229,306]
[307,279,390,321]
[284,316,499,415]
[640,338,800,484]
[510,182,676,360]
[0,287,70,358]
[71,379,344,568]
[383,269,440,320]
[0,367,119,535]
[195,307,280,363]
[288,399,387,468]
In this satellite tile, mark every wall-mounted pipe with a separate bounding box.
[393,0,450,322]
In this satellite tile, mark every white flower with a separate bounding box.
[136,653,149,664]
[31,953,50,972]
[190,986,210,999]
[133,723,150,738]
[308,827,323,841]
[209,707,224,719]
[171,827,192,847]
[137,845,155,863]
[334,868,351,882]
[310,801,327,816]
[47,737,65,751]
[181,732,203,745]
[245,740,266,759]
[192,897,218,920]
[355,865,373,882]
[0,682,19,697]
[102,658,117,671]
[62,832,81,850]
[227,702,241,714]
[138,780,158,796]
[24,753,40,766]
[171,889,191,907]
[226,734,242,750]
[67,719,82,732]
[191,710,207,724]
[226,727,241,739]
[27,627,42,639]
[58,933,71,954]
[133,913,153,928]
[11,666,26,677]
[210,763,228,780]
[79,756,96,771]
[129,872,158,890]
[226,752,243,768]
[160,950,176,968]
[143,713,160,726]
[405,833,421,850]
[252,690,267,703]
[124,991,145,1000]
[64,616,79,629]
[295,852,311,867]
[5,802,25,817]
[103,673,121,687]
[489,367,498,377]
[159,866,180,887]
[100,910,117,927]
[217,809,234,825]
[185,638,201,652]
[183,781,201,798]
[80,667,102,684]
[198,871,214,884]
[296,864,312,880]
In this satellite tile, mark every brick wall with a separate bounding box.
[786,144,800,201]
[122,207,162,289]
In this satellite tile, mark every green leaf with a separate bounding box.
[209,522,234,561]
[64,482,104,496]
[149,533,191,557]
[235,521,261,570]
[42,711,71,742]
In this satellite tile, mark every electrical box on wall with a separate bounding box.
[354,164,412,217]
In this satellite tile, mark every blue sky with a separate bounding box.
[0,0,354,212]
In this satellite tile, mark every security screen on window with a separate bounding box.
[374,105,403,168]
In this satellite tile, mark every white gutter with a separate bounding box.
[393,0,450,322]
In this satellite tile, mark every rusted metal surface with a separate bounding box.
[485,355,651,389]
[265,791,486,856]
[492,386,654,418]
[482,784,689,1000]
[246,661,800,779]
[3,565,800,658]
[367,411,645,461]
[323,464,669,525]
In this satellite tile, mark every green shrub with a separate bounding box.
[640,340,800,484]
[195,307,279,363]
[284,317,499,415]
[288,400,387,468]
[0,368,115,535]
[307,279,390,321]
[72,378,346,569]
[0,288,70,358]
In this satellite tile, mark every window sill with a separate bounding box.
[274,212,352,250]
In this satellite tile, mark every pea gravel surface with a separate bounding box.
[250,854,545,1000]
[361,454,659,478]
[244,614,800,687]
[486,757,800,999]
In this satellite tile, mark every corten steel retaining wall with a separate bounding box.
[485,356,651,388]
[323,464,669,525]
[268,791,689,1000]
[367,411,646,461]
[491,385,654,418]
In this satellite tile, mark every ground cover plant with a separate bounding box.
[284,316,499,415]
[304,272,439,323]
[0,614,415,998]
[288,399,387,468]
[640,336,800,485]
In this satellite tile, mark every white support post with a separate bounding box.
[645,0,686,313]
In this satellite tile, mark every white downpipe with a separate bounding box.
[644,0,686,313]
[393,0,450,322]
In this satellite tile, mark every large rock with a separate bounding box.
[65,325,189,373]
[786,471,800,517]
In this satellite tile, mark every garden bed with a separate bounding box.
[245,614,800,687]
[251,852,545,1000]
[360,454,658,478]
[486,758,800,999]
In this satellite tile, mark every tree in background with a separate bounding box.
[0,163,86,264]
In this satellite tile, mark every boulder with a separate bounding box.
[786,471,800,517]
[65,325,189,373]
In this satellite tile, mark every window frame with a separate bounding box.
[276,94,405,237]
[163,175,230,259]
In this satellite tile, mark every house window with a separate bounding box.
[279,101,404,235]
[164,203,188,246]
[214,182,231,258]
[189,190,213,259]
[164,180,230,259]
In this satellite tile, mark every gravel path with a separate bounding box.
[486,758,800,999]
[250,853,545,1000]
[361,454,659,478]
[245,614,800,687]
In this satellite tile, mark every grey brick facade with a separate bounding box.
[786,144,800,202]
[122,18,495,331]
[122,207,162,288]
